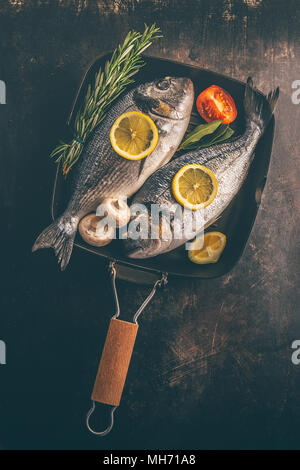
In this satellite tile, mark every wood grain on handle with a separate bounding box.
[91,318,138,406]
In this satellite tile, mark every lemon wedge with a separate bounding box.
[188,231,226,264]
[172,164,218,210]
[110,111,158,160]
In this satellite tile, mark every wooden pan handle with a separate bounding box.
[91,318,139,407]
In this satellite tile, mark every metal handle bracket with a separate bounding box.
[86,260,168,436]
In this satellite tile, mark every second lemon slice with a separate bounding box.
[172,164,218,210]
[188,231,227,264]
[110,111,158,160]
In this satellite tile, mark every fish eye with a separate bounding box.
[156,79,170,90]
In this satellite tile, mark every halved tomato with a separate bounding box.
[196,85,237,124]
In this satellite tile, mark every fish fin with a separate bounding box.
[244,77,279,131]
[32,215,78,271]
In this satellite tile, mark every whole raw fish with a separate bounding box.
[33,77,194,269]
[124,78,279,259]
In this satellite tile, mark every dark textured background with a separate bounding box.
[0,0,299,450]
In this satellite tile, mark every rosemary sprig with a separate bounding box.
[51,24,162,176]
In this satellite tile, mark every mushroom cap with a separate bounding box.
[98,198,130,228]
[78,213,114,247]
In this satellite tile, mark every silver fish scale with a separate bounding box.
[134,123,259,207]
[129,120,264,256]
[66,81,194,217]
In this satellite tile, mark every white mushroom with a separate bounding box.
[99,198,130,228]
[78,214,114,247]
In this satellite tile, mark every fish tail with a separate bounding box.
[244,76,279,131]
[32,214,78,270]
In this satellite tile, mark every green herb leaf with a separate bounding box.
[199,124,229,146]
[178,120,222,150]
[178,120,234,152]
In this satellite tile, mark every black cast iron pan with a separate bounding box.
[51,53,275,285]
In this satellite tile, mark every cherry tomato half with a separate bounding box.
[196,85,237,124]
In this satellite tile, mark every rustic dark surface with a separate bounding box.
[0,0,299,450]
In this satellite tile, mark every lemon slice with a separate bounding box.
[188,231,226,264]
[172,164,218,210]
[110,111,158,160]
